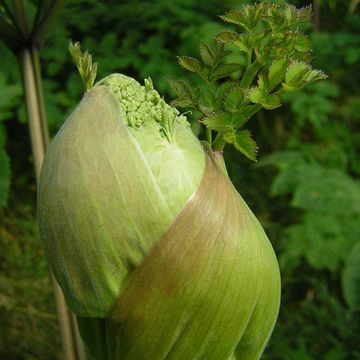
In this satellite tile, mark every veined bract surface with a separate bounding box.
[38,74,281,360]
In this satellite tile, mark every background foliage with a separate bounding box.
[0,0,359,358]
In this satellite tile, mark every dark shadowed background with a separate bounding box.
[0,0,359,359]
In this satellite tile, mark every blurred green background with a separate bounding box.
[1,0,360,359]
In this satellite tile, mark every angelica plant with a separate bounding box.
[170,3,326,159]
[38,4,325,360]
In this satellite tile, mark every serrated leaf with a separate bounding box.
[224,86,244,112]
[249,87,281,110]
[234,34,252,53]
[283,62,327,90]
[239,104,260,118]
[216,82,237,101]
[198,104,214,115]
[269,59,288,89]
[199,42,215,66]
[285,61,309,85]
[293,5,312,24]
[212,44,231,65]
[219,5,266,30]
[214,31,240,44]
[204,89,216,108]
[231,113,248,129]
[177,56,203,73]
[304,69,328,83]
[258,75,269,93]
[249,87,264,105]
[262,94,281,110]
[201,112,233,130]
[168,79,193,99]
[227,130,257,161]
[219,11,250,30]
[170,98,195,108]
[294,33,311,53]
[211,63,242,81]
[283,5,312,27]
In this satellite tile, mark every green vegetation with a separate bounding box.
[1,0,360,359]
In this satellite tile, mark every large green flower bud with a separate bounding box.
[38,74,280,359]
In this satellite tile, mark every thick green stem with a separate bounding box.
[212,133,226,152]
[206,127,212,146]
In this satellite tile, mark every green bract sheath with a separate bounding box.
[38,74,280,359]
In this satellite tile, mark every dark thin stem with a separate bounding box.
[13,0,29,38]
[0,0,25,39]
[30,0,44,37]
[30,46,49,148]
[33,0,65,45]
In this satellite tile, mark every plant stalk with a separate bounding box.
[8,1,86,358]
[21,46,84,360]
[212,133,226,152]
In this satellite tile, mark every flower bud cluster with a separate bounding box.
[100,74,186,139]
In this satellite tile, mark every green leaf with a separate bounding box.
[198,104,214,115]
[69,40,98,92]
[249,75,281,110]
[342,242,360,310]
[211,63,242,81]
[249,89,280,110]
[268,59,287,89]
[168,79,193,99]
[285,5,312,26]
[224,130,257,161]
[281,213,350,272]
[219,10,251,30]
[168,80,201,109]
[262,94,281,110]
[231,113,248,129]
[216,82,237,102]
[303,69,328,83]
[170,98,195,108]
[292,170,360,215]
[285,62,309,85]
[219,5,266,30]
[177,56,203,73]
[224,86,244,112]
[249,87,264,105]
[208,44,231,66]
[201,112,233,130]
[214,31,240,44]
[199,42,215,66]
[294,33,311,53]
